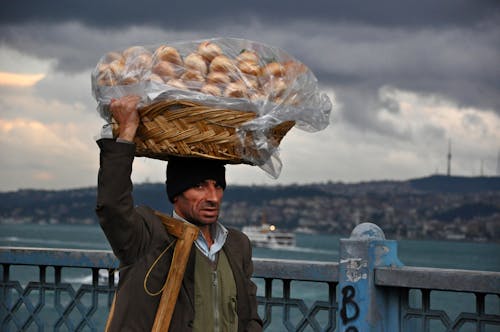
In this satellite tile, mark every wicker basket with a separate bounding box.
[112,100,295,164]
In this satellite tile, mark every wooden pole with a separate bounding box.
[151,212,199,332]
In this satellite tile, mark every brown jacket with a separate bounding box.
[96,139,262,331]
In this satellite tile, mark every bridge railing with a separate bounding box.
[1,223,499,331]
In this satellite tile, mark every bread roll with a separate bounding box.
[180,69,205,83]
[152,61,176,78]
[197,41,223,62]
[97,68,117,86]
[236,50,260,64]
[153,45,183,65]
[249,91,267,102]
[184,53,208,76]
[283,60,308,83]
[261,62,285,80]
[263,78,287,99]
[283,60,307,76]
[123,46,148,60]
[126,53,153,75]
[237,60,260,76]
[241,76,260,90]
[97,53,124,85]
[97,62,110,75]
[200,84,222,96]
[206,72,231,85]
[166,78,188,90]
[209,55,236,74]
[120,76,140,85]
[148,73,165,84]
[224,82,248,98]
[103,51,124,64]
[108,60,125,76]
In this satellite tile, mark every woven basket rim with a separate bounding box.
[112,99,294,164]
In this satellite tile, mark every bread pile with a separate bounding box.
[94,40,309,105]
[91,38,332,177]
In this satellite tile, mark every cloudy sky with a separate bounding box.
[1,1,499,192]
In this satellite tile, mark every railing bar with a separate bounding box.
[265,278,273,298]
[107,268,117,307]
[92,268,99,287]
[75,286,98,331]
[34,267,46,329]
[38,280,46,331]
[39,265,46,284]
[376,266,500,294]
[422,289,430,331]
[12,281,40,331]
[476,293,485,315]
[476,293,485,332]
[282,279,291,331]
[401,288,409,331]
[262,278,273,329]
[2,263,9,281]
[327,282,337,332]
[283,279,291,299]
[54,266,61,284]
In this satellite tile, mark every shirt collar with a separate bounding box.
[172,210,228,262]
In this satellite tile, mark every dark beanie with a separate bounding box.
[166,157,226,203]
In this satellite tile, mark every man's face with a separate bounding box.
[174,179,224,226]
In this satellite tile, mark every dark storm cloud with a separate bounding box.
[1,1,499,190]
[2,0,499,29]
[2,0,499,136]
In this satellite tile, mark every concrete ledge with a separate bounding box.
[0,246,118,269]
[0,247,340,283]
[253,258,339,282]
[375,266,500,294]
[3,247,499,295]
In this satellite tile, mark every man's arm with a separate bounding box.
[95,96,146,265]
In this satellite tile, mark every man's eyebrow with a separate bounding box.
[201,179,223,186]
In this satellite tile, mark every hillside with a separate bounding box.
[409,175,500,193]
[1,176,499,242]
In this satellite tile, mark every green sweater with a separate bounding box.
[193,248,238,332]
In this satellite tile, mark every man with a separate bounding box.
[96,95,262,331]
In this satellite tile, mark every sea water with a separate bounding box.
[1,223,499,331]
[2,223,498,270]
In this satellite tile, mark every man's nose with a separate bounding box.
[205,183,221,202]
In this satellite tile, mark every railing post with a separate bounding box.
[338,222,403,332]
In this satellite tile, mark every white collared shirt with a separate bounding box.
[173,211,228,262]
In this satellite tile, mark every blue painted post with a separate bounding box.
[338,223,403,332]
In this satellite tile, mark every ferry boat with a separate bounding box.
[242,223,296,248]
[294,226,318,235]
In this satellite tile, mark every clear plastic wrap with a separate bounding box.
[91,37,332,177]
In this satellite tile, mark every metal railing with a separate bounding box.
[1,224,499,331]
[1,248,117,331]
[375,266,500,331]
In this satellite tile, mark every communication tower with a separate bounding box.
[497,149,500,176]
[447,140,452,176]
